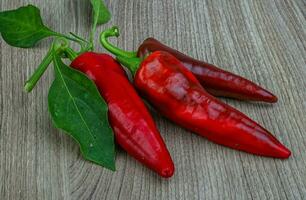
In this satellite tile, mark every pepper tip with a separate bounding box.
[160,169,174,178]
[281,148,291,159]
[269,94,278,103]
[275,144,291,159]
[159,164,175,178]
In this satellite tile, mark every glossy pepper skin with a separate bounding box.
[131,51,290,158]
[137,38,277,103]
[70,52,174,178]
[100,27,291,158]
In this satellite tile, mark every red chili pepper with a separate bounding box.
[137,38,278,103]
[70,52,174,178]
[100,27,291,158]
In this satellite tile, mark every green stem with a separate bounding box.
[100,26,141,75]
[90,14,98,50]
[56,33,92,52]
[68,32,92,52]
[55,33,81,44]
[69,32,89,44]
[116,56,141,76]
[24,38,77,92]
[100,26,137,58]
[65,47,78,61]
[24,47,54,92]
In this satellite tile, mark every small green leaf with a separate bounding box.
[48,54,115,170]
[0,5,57,48]
[91,0,111,25]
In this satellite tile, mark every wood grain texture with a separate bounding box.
[1,0,306,199]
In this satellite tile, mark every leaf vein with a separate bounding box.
[54,57,101,151]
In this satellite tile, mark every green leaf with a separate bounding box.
[48,54,115,170]
[0,5,57,48]
[90,0,111,25]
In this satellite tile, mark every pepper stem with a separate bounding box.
[24,47,53,92]
[65,47,78,61]
[100,26,137,58]
[24,38,78,92]
[116,56,141,76]
[100,26,141,76]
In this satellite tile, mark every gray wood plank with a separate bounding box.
[1,0,305,199]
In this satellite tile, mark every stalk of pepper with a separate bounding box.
[70,52,175,178]
[100,26,291,158]
[137,38,278,103]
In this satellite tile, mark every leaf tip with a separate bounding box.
[109,164,116,171]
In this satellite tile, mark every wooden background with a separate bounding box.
[1,0,305,199]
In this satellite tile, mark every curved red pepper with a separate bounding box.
[137,38,277,103]
[70,52,174,177]
[100,27,291,158]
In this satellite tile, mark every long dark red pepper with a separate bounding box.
[137,38,278,103]
[100,27,291,158]
[70,52,174,177]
